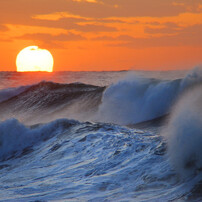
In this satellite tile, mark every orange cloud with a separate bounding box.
[73,0,98,3]
[32,12,92,21]
[0,24,8,32]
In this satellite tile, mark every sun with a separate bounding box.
[16,46,54,72]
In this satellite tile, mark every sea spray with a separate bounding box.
[162,85,202,178]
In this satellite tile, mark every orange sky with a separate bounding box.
[0,0,201,71]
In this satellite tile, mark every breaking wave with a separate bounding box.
[97,67,202,125]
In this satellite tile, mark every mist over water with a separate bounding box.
[0,67,201,201]
[0,69,187,90]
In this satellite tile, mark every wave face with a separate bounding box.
[97,76,181,125]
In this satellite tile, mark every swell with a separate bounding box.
[0,81,105,124]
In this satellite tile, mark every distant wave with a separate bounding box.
[0,81,105,124]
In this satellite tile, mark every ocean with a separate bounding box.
[0,67,201,201]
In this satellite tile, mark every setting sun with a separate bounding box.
[16,46,54,72]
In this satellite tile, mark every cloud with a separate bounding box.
[74,23,117,32]
[172,0,202,12]
[0,24,8,31]
[145,22,181,34]
[92,35,135,41]
[73,0,100,3]
[0,0,199,26]
[0,0,201,51]
[13,32,86,48]
[0,1,201,35]
[92,24,202,48]
[144,23,202,40]
[32,12,92,21]
[66,0,186,18]
[16,32,85,42]
[35,18,117,32]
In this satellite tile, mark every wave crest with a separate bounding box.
[0,118,79,161]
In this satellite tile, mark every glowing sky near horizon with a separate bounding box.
[0,0,201,71]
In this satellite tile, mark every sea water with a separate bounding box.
[0,67,201,201]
